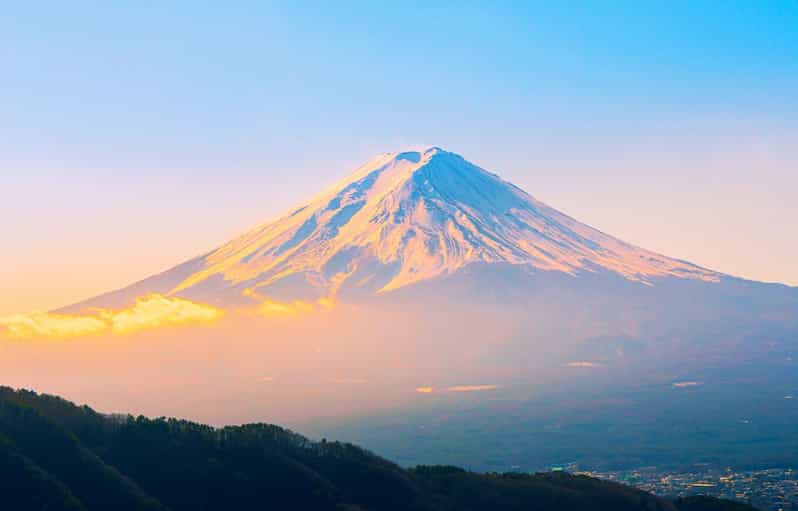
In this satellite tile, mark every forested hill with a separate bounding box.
[0,386,758,511]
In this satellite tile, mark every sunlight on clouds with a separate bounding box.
[0,294,222,340]
[316,296,336,309]
[0,311,107,338]
[259,299,315,316]
[241,287,336,317]
[416,384,499,394]
[446,385,499,392]
[103,294,223,334]
[257,296,336,317]
[0,292,340,340]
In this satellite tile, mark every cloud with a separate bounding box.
[259,299,316,316]
[243,288,336,317]
[0,294,222,339]
[566,361,602,368]
[446,385,499,392]
[0,311,107,339]
[415,384,500,394]
[672,381,703,388]
[105,294,222,334]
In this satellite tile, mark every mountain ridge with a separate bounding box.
[0,386,759,511]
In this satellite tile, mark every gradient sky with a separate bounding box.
[2,1,797,315]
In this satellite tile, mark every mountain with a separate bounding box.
[64,146,724,311]
[0,386,759,511]
[56,145,797,383]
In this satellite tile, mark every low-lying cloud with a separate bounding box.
[0,311,107,338]
[672,381,704,388]
[416,384,500,394]
[566,361,602,368]
[0,294,223,339]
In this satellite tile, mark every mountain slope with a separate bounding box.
[65,147,722,311]
[0,386,757,511]
[0,397,167,511]
[0,434,86,511]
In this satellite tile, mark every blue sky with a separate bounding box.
[4,1,796,169]
[2,1,797,313]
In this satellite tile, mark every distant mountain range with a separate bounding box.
[0,386,759,511]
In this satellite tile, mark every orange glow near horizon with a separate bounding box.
[0,294,224,340]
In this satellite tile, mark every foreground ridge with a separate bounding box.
[0,386,758,511]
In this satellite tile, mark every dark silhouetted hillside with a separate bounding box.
[0,386,759,511]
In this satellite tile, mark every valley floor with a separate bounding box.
[581,466,797,511]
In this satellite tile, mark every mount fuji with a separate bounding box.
[54,145,797,381]
[58,146,797,373]
[65,146,742,312]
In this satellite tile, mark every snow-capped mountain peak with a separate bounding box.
[67,147,721,310]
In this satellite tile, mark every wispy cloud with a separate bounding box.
[416,384,500,394]
[672,381,703,388]
[566,361,602,368]
[0,290,344,340]
[241,288,336,317]
[0,294,222,339]
[446,385,499,392]
[105,294,222,334]
[0,311,107,338]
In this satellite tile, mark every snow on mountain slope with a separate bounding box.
[68,147,721,310]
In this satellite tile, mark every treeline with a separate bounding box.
[0,386,758,511]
